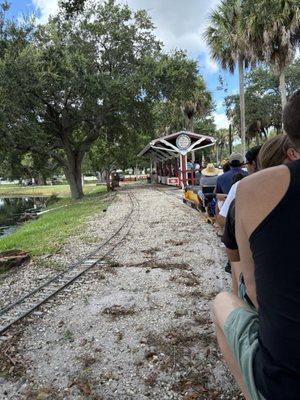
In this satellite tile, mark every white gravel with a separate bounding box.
[0,186,243,400]
[0,192,126,309]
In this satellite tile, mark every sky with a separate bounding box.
[7,0,239,129]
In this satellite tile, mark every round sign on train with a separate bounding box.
[176,134,191,151]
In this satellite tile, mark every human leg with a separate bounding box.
[213,292,251,399]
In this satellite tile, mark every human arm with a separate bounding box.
[216,193,227,201]
[235,183,258,308]
[222,201,240,262]
[217,183,238,227]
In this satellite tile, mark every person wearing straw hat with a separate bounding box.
[200,163,220,186]
[197,163,220,206]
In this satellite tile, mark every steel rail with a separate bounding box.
[0,192,136,336]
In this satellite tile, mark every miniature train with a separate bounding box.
[183,184,216,223]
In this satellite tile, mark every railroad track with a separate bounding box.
[154,185,183,199]
[0,192,137,336]
[155,185,216,224]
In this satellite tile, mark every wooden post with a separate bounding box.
[180,154,187,188]
[229,124,232,155]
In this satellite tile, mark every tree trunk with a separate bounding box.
[188,117,194,132]
[64,153,84,199]
[105,169,112,191]
[229,124,232,154]
[255,133,259,146]
[219,145,224,163]
[238,56,246,157]
[35,174,45,186]
[279,69,287,113]
[42,174,47,185]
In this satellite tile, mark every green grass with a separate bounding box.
[0,183,102,197]
[0,187,108,256]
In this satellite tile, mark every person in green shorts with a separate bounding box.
[213,90,300,400]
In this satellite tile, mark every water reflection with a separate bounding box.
[0,197,48,238]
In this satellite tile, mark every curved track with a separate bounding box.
[0,192,137,336]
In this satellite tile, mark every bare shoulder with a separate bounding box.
[237,165,289,201]
[236,165,290,237]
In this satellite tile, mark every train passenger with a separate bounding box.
[213,90,300,400]
[222,161,231,173]
[215,152,248,196]
[187,159,194,170]
[195,165,202,185]
[214,153,248,226]
[257,133,294,170]
[197,163,219,201]
[220,147,261,294]
[218,146,261,228]
[223,137,295,299]
[187,159,194,184]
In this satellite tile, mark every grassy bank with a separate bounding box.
[0,188,109,256]
[0,183,104,197]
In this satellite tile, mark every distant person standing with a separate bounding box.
[187,159,194,170]
[216,153,248,195]
[194,165,202,185]
[187,159,194,184]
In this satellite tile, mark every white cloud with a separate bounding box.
[31,0,221,73]
[32,0,59,23]
[122,0,220,73]
[205,57,218,73]
[216,99,225,111]
[213,112,229,130]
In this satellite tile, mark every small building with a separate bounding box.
[138,131,215,187]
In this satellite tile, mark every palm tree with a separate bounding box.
[245,0,300,110]
[205,0,248,156]
[180,77,212,132]
[214,128,229,162]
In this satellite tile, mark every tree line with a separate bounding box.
[0,0,213,198]
[205,0,300,155]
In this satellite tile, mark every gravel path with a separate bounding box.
[0,186,243,400]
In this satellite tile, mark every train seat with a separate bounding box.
[185,185,201,194]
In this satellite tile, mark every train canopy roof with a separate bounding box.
[138,131,216,161]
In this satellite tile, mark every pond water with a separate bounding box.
[0,197,49,238]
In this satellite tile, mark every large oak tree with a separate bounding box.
[0,0,198,199]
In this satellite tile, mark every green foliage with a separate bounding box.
[286,58,300,93]
[205,0,249,154]
[0,0,200,199]
[204,0,248,73]
[153,76,214,136]
[0,187,106,256]
[60,0,86,16]
[225,58,300,142]
[244,0,300,73]
[0,183,99,197]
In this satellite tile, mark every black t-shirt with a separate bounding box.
[250,160,300,399]
[222,200,237,250]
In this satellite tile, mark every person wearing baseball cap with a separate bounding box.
[215,152,248,195]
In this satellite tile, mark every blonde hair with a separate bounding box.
[258,134,293,170]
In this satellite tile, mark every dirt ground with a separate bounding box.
[0,185,243,400]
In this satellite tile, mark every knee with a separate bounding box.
[213,291,244,328]
[212,292,231,316]
[212,292,228,326]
